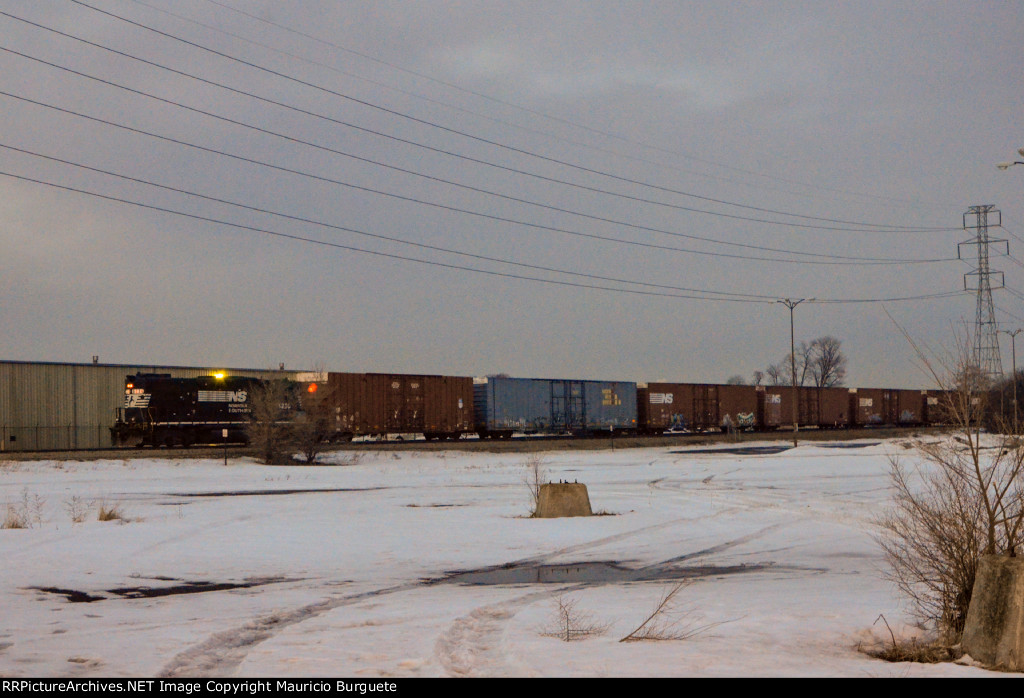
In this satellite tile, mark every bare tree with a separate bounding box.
[808,336,847,388]
[725,375,746,385]
[875,324,1024,641]
[789,341,814,387]
[751,370,764,387]
[246,379,297,465]
[764,337,847,388]
[291,388,333,464]
[765,363,786,386]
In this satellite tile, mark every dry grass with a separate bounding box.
[3,504,29,529]
[867,640,960,664]
[2,488,44,529]
[97,501,127,522]
[860,615,961,664]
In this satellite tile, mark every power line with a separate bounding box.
[0,88,952,267]
[193,0,948,212]
[0,141,778,300]
[997,304,1024,325]
[0,168,776,303]
[0,167,966,305]
[1003,286,1024,302]
[0,45,958,261]
[1000,225,1024,247]
[48,2,955,233]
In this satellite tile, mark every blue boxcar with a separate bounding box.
[473,376,637,437]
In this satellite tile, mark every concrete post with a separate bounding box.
[962,555,1024,671]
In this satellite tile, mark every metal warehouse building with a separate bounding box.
[0,360,303,452]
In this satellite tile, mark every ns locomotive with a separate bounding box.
[112,373,267,447]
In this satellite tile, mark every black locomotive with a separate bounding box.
[112,373,263,447]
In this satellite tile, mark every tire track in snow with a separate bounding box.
[158,582,420,677]
[435,588,571,677]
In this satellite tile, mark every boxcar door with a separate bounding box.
[550,380,585,433]
[693,385,719,431]
[386,376,425,432]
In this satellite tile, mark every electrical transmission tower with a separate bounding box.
[960,205,1007,381]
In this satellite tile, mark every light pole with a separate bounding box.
[996,147,1024,171]
[998,152,1023,431]
[778,299,806,447]
[1003,329,1022,433]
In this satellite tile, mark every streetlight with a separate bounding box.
[778,298,807,447]
[1003,329,1022,433]
[996,147,1024,170]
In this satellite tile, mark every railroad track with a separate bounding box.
[0,426,946,461]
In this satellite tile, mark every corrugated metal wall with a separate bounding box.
[0,361,302,451]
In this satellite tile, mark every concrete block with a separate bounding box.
[962,554,1024,671]
[534,483,593,518]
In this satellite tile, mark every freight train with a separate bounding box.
[111,370,948,447]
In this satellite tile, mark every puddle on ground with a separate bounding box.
[31,588,105,603]
[167,487,387,498]
[673,445,792,456]
[30,577,291,603]
[428,560,776,586]
[817,442,880,449]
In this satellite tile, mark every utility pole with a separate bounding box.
[960,206,1006,383]
[1003,329,1021,433]
[778,299,805,447]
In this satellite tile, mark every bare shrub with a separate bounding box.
[292,375,334,464]
[3,488,44,529]
[3,504,29,529]
[620,582,730,642]
[876,320,1024,642]
[64,495,90,524]
[524,454,546,516]
[540,593,608,642]
[246,379,298,465]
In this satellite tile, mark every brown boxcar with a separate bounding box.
[325,372,473,440]
[717,384,758,430]
[850,388,887,426]
[922,390,950,425]
[848,388,927,426]
[757,385,850,429]
[638,382,695,433]
[816,387,851,428]
[757,385,789,429]
[891,389,927,425]
[639,383,758,432]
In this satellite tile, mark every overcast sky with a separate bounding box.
[1,0,1022,388]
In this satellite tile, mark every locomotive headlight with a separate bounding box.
[213,372,225,380]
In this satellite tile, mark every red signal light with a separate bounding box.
[307,383,318,393]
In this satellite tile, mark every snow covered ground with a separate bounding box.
[0,439,1005,677]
